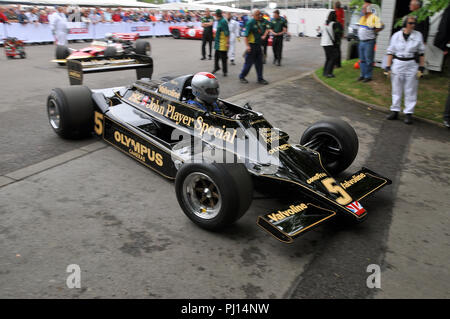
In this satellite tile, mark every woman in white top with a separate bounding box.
[385,15,425,125]
[320,11,343,78]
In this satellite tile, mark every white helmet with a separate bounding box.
[105,32,113,40]
[191,72,219,105]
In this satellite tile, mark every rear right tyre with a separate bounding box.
[55,45,70,66]
[135,40,151,56]
[104,46,117,58]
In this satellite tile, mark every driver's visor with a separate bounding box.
[205,88,219,95]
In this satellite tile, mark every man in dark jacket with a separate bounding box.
[201,9,214,60]
[270,10,287,66]
[409,0,429,43]
[17,9,28,24]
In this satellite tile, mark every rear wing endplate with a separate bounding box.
[67,54,153,85]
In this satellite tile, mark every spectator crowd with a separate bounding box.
[0,5,248,25]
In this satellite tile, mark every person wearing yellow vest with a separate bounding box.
[212,9,229,77]
[357,2,384,82]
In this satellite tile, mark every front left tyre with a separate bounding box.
[47,86,94,139]
[175,163,253,231]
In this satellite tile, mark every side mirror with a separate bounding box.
[243,102,252,110]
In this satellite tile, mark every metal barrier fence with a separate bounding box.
[0,21,202,43]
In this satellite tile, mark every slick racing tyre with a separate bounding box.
[300,119,359,175]
[171,29,181,39]
[175,163,253,231]
[47,86,94,139]
[135,40,151,56]
[55,45,70,65]
[104,46,117,58]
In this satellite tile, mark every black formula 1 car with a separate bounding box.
[47,74,391,243]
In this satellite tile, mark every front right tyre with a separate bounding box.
[301,119,359,175]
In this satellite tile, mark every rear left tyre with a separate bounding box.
[175,163,253,231]
[47,86,94,139]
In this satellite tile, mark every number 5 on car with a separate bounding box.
[94,111,104,136]
[321,177,352,205]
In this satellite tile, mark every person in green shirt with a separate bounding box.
[239,9,269,85]
[212,9,229,76]
[270,10,288,66]
[201,9,214,60]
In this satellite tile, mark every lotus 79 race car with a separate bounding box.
[47,74,391,243]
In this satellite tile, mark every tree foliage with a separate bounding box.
[349,0,382,9]
[350,0,450,26]
[396,0,450,26]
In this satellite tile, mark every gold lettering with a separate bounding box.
[307,173,327,184]
[267,203,308,222]
[114,131,121,142]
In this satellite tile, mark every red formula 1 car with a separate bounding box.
[52,32,150,66]
[169,24,215,40]
[4,37,26,59]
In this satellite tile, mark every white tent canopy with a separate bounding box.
[158,2,249,13]
[202,4,249,13]
[0,0,160,8]
[158,2,205,11]
[0,0,249,12]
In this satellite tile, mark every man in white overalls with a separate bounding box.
[385,15,425,125]
[49,6,68,46]
[226,12,240,65]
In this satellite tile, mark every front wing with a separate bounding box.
[257,167,391,243]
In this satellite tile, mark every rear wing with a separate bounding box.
[67,54,153,85]
[112,32,139,41]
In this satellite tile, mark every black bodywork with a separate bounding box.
[86,74,391,243]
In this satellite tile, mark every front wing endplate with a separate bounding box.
[257,203,336,243]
